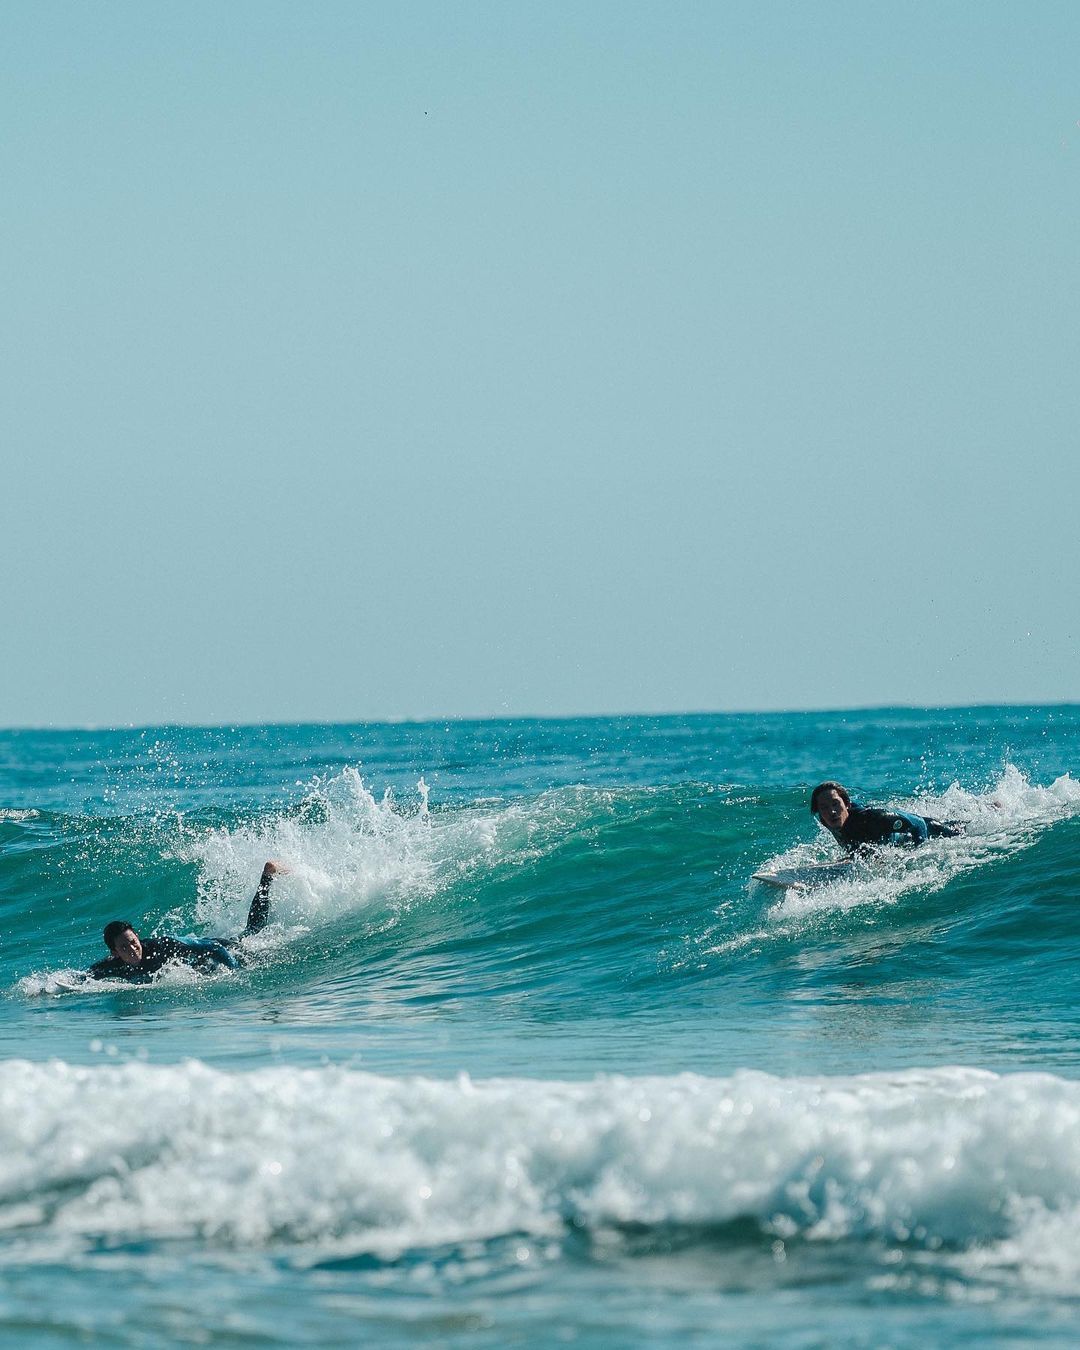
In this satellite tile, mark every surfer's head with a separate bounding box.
[103,922,143,965]
[810,781,851,829]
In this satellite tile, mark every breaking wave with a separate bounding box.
[0,1059,1078,1293]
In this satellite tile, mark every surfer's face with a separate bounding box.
[112,928,143,965]
[815,787,849,829]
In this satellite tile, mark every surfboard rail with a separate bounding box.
[751,860,853,890]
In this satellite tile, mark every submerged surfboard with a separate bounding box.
[751,860,853,890]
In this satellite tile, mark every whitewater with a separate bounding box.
[2,707,1079,1346]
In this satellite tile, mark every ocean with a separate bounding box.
[1,707,1079,1347]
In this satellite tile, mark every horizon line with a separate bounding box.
[2,699,1077,735]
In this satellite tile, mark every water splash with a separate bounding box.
[1,1059,1079,1294]
[755,766,1080,923]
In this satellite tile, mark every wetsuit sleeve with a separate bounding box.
[179,939,239,971]
[826,825,857,854]
[837,805,921,851]
[889,812,929,845]
[926,818,964,838]
[242,869,275,936]
[87,957,127,980]
[85,956,157,983]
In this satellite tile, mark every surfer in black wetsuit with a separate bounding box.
[87,860,287,983]
[810,782,963,854]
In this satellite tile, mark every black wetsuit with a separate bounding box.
[825,803,963,854]
[87,936,236,982]
[87,870,274,983]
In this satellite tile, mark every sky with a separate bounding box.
[2,1,1078,727]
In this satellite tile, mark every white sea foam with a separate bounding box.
[755,766,1080,923]
[17,776,661,993]
[176,769,623,943]
[0,1060,1077,1285]
[16,962,207,999]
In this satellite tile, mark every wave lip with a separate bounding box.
[1,1060,1078,1288]
[180,767,616,937]
[167,770,708,985]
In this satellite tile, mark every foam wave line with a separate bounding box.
[0,1061,1077,1279]
[181,769,716,940]
[751,766,1080,922]
[16,765,1080,995]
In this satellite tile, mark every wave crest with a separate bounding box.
[1,1059,1078,1287]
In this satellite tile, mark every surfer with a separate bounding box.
[810,782,963,853]
[87,860,287,983]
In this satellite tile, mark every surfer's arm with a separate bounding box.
[823,823,859,855]
[86,957,127,981]
[85,956,154,983]
[890,812,929,846]
[243,860,287,936]
[179,938,239,971]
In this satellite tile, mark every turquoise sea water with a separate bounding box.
[2,707,1079,1346]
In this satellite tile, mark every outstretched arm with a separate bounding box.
[243,860,288,936]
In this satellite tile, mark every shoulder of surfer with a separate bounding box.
[86,954,153,982]
[87,956,126,980]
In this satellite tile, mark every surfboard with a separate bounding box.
[751,860,853,890]
[50,975,88,992]
[26,972,89,996]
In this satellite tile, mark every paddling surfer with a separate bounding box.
[810,782,963,853]
[87,860,287,983]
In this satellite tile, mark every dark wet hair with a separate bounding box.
[810,781,850,815]
[103,921,137,952]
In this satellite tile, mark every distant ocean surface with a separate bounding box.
[2,708,1079,1347]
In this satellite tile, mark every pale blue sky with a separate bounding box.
[3,2,1077,726]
